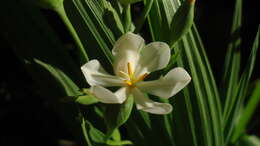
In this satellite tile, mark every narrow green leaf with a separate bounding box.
[222,0,242,85]
[84,0,117,44]
[146,0,223,146]
[34,59,80,96]
[103,2,125,37]
[170,47,198,146]
[119,0,142,5]
[145,0,162,41]
[35,0,63,10]
[236,135,260,146]
[178,36,214,146]
[106,139,133,145]
[56,5,89,64]
[224,27,260,143]
[73,0,115,63]
[81,116,94,146]
[123,4,132,32]
[231,80,260,142]
[222,0,242,120]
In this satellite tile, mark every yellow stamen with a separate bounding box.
[127,62,133,78]
[124,80,133,86]
[119,71,129,79]
[133,73,148,84]
[124,63,149,87]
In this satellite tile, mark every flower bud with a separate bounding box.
[169,0,195,47]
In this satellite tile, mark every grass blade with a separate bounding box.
[224,27,259,144]
[146,0,223,146]
[231,80,260,143]
[72,0,117,63]
[222,0,242,118]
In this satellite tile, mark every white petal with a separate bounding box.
[114,87,129,102]
[137,67,191,98]
[134,42,170,76]
[132,88,173,114]
[81,60,124,87]
[112,32,145,76]
[90,86,127,104]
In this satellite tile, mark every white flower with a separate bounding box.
[81,32,191,114]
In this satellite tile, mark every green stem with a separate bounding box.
[123,4,132,33]
[56,5,89,64]
[134,0,154,33]
[81,115,93,146]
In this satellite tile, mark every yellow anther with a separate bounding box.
[124,63,149,87]
[133,73,148,84]
[127,62,133,78]
[124,80,133,87]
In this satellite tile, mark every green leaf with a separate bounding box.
[34,59,81,96]
[103,2,125,37]
[236,135,260,146]
[105,95,134,137]
[224,27,259,143]
[86,121,133,145]
[106,139,133,145]
[76,95,99,105]
[81,116,94,146]
[86,121,107,143]
[123,4,132,32]
[144,0,223,146]
[111,129,121,142]
[73,0,117,64]
[222,0,242,120]
[35,0,63,10]
[119,0,142,5]
[231,80,260,143]
[221,0,242,91]
[62,94,99,106]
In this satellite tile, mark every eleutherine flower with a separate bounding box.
[81,32,191,114]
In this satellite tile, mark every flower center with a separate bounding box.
[123,62,148,88]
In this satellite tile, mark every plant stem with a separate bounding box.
[81,115,93,146]
[56,5,89,65]
[124,4,132,32]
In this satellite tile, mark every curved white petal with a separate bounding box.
[112,32,145,76]
[132,88,173,114]
[137,67,191,98]
[134,42,170,76]
[81,60,124,87]
[90,86,127,104]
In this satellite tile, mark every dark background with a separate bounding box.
[0,0,259,146]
